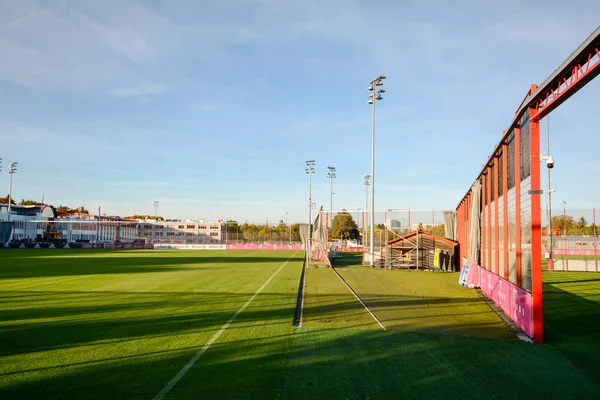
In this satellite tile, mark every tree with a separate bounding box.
[20,199,39,206]
[576,217,588,235]
[552,215,575,236]
[331,210,360,241]
[432,224,446,238]
[0,195,16,205]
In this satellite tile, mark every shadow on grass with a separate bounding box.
[1,282,599,399]
[543,275,600,386]
[2,324,599,400]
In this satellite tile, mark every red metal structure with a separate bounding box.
[456,26,600,343]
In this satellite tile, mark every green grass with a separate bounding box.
[333,266,515,339]
[1,250,600,399]
[0,250,304,399]
[542,271,600,383]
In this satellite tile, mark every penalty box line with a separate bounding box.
[152,252,298,400]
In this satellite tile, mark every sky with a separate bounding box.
[0,0,598,224]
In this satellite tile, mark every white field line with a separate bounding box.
[152,252,298,400]
[331,267,386,331]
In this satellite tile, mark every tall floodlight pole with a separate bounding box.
[305,160,315,255]
[7,161,18,222]
[326,166,336,226]
[367,75,385,267]
[364,174,371,249]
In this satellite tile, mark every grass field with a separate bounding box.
[1,250,600,399]
[0,250,304,399]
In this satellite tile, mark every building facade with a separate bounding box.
[1,204,225,245]
[138,219,226,244]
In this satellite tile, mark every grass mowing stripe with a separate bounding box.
[331,266,386,330]
[152,252,297,400]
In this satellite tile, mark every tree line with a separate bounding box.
[548,215,599,236]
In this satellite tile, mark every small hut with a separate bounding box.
[384,230,458,271]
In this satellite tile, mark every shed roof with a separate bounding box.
[387,230,458,247]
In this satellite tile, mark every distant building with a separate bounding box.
[138,219,226,244]
[0,204,55,241]
[0,204,226,245]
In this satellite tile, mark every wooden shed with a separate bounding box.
[384,230,458,271]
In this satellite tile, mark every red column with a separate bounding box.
[515,125,522,286]
[494,156,500,276]
[503,141,509,280]
[529,108,544,344]
[487,167,492,271]
[481,174,487,268]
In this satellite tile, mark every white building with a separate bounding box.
[0,204,226,245]
[0,203,55,242]
[138,219,226,244]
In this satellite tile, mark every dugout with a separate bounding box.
[385,230,457,271]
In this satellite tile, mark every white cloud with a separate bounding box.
[110,83,169,97]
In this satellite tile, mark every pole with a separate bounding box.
[306,160,315,261]
[546,116,554,271]
[7,172,13,222]
[309,168,312,235]
[370,95,376,267]
[362,210,365,253]
[365,178,369,250]
[330,174,333,225]
[564,204,568,271]
[594,208,598,273]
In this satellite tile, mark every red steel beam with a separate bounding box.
[457,26,600,204]
[529,107,544,343]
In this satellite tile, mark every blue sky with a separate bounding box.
[0,0,598,224]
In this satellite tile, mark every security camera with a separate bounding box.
[546,156,554,169]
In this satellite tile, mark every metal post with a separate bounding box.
[7,161,17,222]
[327,167,336,229]
[370,91,375,267]
[546,117,554,271]
[7,172,13,222]
[563,202,568,271]
[306,160,315,261]
[367,75,385,267]
[364,175,370,251]
[594,208,598,273]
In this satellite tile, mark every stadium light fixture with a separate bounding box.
[367,75,385,267]
[7,161,18,222]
